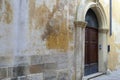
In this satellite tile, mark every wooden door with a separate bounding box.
[84,26,98,75]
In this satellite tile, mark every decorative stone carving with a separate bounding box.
[99,28,109,33]
[74,21,87,28]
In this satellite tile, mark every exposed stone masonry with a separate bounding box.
[0,53,73,80]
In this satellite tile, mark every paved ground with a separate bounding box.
[91,69,120,80]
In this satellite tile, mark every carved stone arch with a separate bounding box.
[76,1,108,29]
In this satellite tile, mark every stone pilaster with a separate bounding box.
[74,21,87,28]
[74,21,87,80]
[99,28,109,33]
[98,28,108,73]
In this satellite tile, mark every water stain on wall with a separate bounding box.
[0,0,2,22]
[0,0,2,10]
[29,0,73,52]
[0,0,13,24]
[29,0,50,30]
[4,0,13,24]
[41,0,73,52]
[46,20,69,52]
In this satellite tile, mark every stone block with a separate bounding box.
[43,71,57,80]
[11,77,17,80]
[13,66,26,77]
[30,55,42,65]
[55,54,68,64]
[29,64,44,74]
[0,68,7,79]
[57,71,68,80]
[57,62,68,70]
[44,63,57,70]
[55,54,68,69]
[1,78,11,80]
[0,56,12,67]
[42,55,56,64]
[14,56,29,66]
[8,67,13,78]
[18,76,26,80]
[42,54,68,70]
[27,73,43,80]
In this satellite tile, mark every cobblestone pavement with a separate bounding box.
[91,69,120,80]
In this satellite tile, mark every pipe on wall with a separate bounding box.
[110,0,112,36]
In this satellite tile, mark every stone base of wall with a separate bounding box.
[0,53,74,80]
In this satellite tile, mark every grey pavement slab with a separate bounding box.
[91,69,120,80]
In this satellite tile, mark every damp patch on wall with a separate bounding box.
[29,0,74,52]
[29,0,50,30]
[0,0,13,24]
[41,0,73,52]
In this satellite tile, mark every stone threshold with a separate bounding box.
[83,72,105,80]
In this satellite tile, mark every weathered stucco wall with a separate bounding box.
[26,0,77,79]
[1,0,120,79]
[0,0,78,79]
[100,0,120,70]
[108,0,120,70]
[28,0,75,53]
[0,0,15,68]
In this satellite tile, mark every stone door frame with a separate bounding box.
[74,0,109,80]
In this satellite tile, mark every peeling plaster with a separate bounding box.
[42,0,73,52]
[29,0,74,52]
[0,0,13,24]
[29,0,50,30]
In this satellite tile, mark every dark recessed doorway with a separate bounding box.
[84,9,99,76]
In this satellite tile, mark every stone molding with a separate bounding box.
[74,21,87,28]
[99,28,109,33]
[75,0,108,79]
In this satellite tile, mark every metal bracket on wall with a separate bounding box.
[108,45,110,53]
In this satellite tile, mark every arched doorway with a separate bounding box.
[74,1,109,79]
[84,9,99,75]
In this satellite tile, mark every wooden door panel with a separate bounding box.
[85,27,98,65]
[89,44,98,63]
[84,9,99,75]
[85,43,89,64]
[85,27,89,64]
